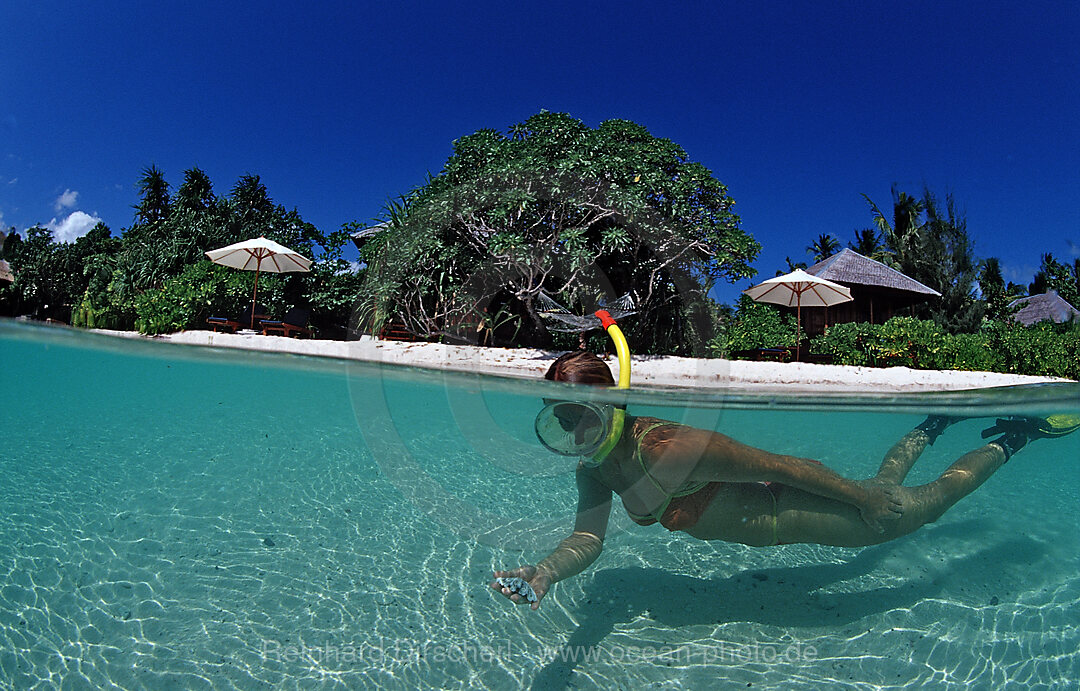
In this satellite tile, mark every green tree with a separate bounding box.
[710,294,800,356]
[3,226,60,318]
[864,188,924,277]
[978,257,1010,321]
[849,228,895,266]
[2,223,120,322]
[783,257,808,273]
[1031,253,1080,307]
[1029,270,1047,296]
[174,167,217,213]
[83,167,361,334]
[4,167,360,333]
[358,111,758,354]
[862,186,983,333]
[806,233,840,262]
[919,190,983,332]
[134,164,172,226]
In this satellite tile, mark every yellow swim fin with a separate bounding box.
[1035,414,1080,438]
[982,414,1080,440]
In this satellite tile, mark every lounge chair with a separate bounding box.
[207,303,268,333]
[730,347,791,362]
[260,307,313,338]
[378,321,417,341]
[206,316,242,333]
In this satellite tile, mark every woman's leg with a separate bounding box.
[873,428,931,485]
[775,441,1009,547]
[873,416,959,485]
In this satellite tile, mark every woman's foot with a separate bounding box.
[915,414,963,445]
[981,415,1080,461]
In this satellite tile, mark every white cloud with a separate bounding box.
[47,211,102,243]
[1003,263,1036,286]
[54,189,78,213]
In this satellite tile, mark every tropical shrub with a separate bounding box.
[133,261,284,335]
[709,296,798,356]
[980,320,1078,379]
[940,331,1002,372]
[806,321,876,367]
[804,316,1079,379]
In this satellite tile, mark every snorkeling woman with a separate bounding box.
[492,315,1078,610]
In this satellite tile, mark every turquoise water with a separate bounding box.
[1,321,1078,690]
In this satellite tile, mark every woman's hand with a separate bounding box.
[856,481,904,532]
[491,566,552,611]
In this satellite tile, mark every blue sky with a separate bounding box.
[1,1,1077,304]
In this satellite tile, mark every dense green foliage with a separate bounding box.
[1,223,121,322]
[2,168,361,336]
[357,111,759,354]
[712,292,1078,379]
[709,295,799,355]
[808,316,1080,379]
[132,260,279,335]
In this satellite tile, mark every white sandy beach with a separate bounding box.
[96,329,1069,392]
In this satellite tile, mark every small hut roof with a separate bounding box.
[1008,291,1080,326]
[806,248,940,296]
[350,222,389,250]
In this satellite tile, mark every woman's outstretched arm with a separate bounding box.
[536,467,611,582]
[492,466,612,609]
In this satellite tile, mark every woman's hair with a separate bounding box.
[544,350,615,385]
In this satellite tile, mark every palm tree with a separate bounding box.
[806,234,840,262]
[175,167,216,212]
[508,122,529,141]
[783,256,808,273]
[1033,253,1080,306]
[134,165,171,226]
[979,257,1009,320]
[863,188,924,277]
[979,257,1004,289]
[849,228,896,266]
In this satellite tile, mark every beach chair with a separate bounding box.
[260,307,313,338]
[378,321,417,341]
[206,315,242,333]
[207,303,268,333]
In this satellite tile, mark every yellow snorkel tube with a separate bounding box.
[589,310,630,464]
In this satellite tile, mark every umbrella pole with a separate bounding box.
[251,263,261,329]
[796,305,801,361]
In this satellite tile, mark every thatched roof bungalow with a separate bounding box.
[798,249,940,335]
[1008,291,1080,326]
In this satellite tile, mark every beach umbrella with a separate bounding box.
[205,237,312,328]
[743,269,853,360]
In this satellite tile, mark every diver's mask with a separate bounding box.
[533,308,632,466]
[534,400,616,459]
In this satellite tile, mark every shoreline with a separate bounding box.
[91,328,1068,393]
